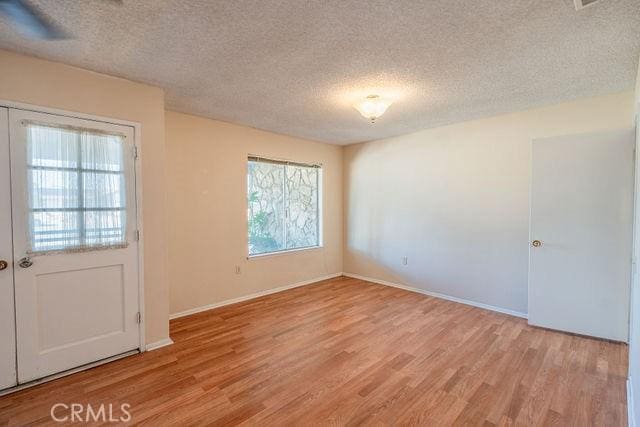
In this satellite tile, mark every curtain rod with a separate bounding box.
[22,120,127,138]
[248,154,322,168]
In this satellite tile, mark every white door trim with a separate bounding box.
[0,99,146,353]
[0,107,17,390]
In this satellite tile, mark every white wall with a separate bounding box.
[344,91,635,316]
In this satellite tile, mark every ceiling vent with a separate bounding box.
[574,0,601,10]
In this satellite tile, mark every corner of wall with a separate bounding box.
[340,143,348,274]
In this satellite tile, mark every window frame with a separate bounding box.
[246,155,323,259]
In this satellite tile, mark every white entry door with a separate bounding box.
[8,109,141,383]
[0,107,17,390]
[528,130,634,341]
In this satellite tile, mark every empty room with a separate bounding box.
[0,0,639,425]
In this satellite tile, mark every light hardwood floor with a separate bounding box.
[0,276,629,426]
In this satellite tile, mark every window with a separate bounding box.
[247,156,321,256]
[26,122,128,253]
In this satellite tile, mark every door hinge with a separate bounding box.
[134,230,140,241]
[136,312,142,324]
[133,146,139,160]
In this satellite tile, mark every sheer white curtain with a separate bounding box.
[26,122,127,253]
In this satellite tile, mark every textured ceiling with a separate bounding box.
[0,0,639,144]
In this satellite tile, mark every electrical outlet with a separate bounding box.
[402,256,408,266]
[235,266,241,274]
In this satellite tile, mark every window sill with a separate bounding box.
[247,245,323,260]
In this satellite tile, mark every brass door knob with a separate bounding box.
[0,260,7,270]
[532,240,542,247]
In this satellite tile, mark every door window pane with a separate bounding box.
[84,210,126,246]
[28,125,79,168]
[26,123,128,253]
[29,169,79,210]
[83,173,125,209]
[81,133,124,172]
[31,211,81,252]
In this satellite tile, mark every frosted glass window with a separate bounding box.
[285,165,319,249]
[247,157,320,256]
[26,123,128,252]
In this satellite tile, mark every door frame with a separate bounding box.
[0,107,17,390]
[0,99,147,354]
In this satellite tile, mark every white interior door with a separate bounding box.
[9,109,141,383]
[0,107,17,390]
[528,129,634,341]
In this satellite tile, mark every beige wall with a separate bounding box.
[0,50,170,344]
[166,111,343,315]
[343,91,635,314]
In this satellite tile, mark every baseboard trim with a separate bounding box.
[630,377,636,427]
[145,338,174,352]
[343,272,528,319]
[169,273,343,320]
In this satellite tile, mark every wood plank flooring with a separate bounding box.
[0,276,629,426]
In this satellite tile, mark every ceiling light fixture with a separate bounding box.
[353,95,392,123]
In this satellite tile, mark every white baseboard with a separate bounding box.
[342,272,528,319]
[170,271,526,323]
[145,337,174,351]
[169,273,343,320]
[630,377,636,427]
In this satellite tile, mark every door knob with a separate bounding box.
[18,257,33,268]
[0,260,7,270]
[532,240,542,247]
